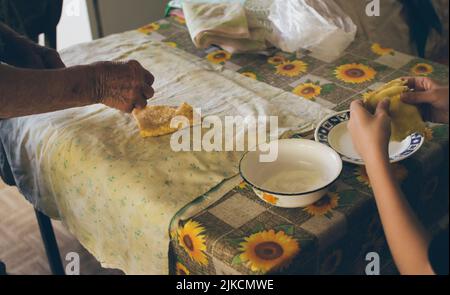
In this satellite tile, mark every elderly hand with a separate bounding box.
[348,99,391,164]
[91,60,154,113]
[401,77,449,124]
[3,35,65,69]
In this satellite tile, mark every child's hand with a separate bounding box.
[401,77,449,124]
[348,99,391,164]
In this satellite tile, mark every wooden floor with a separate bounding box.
[0,180,123,275]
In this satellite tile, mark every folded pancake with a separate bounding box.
[133,102,194,137]
[363,78,426,141]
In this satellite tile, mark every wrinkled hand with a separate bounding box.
[3,36,65,69]
[401,77,449,124]
[348,99,391,163]
[92,60,154,113]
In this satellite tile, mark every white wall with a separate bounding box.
[94,0,170,37]
[57,0,93,50]
[56,0,170,50]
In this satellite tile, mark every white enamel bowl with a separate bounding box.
[239,139,343,208]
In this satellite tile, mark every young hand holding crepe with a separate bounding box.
[363,78,426,141]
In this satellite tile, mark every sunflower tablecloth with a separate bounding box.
[1,15,447,275]
[133,17,449,275]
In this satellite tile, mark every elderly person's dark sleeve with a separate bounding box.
[0,0,61,42]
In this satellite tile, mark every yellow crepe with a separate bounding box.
[133,102,194,137]
[363,79,426,141]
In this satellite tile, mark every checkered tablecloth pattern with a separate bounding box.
[138,17,449,275]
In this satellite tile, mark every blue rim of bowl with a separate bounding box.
[238,139,343,196]
[314,110,425,165]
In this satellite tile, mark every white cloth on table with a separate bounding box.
[0,31,331,274]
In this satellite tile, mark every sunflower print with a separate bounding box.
[241,71,258,80]
[170,229,177,240]
[176,262,190,275]
[138,22,160,34]
[303,192,339,216]
[275,60,308,77]
[262,193,278,205]
[371,43,394,56]
[164,42,177,48]
[173,16,186,25]
[355,164,408,187]
[237,181,249,190]
[292,83,321,100]
[268,55,287,65]
[207,50,231,64]
[177,220,208,265]
[355,166,371,187]
[335,63,376,84]
[393,164,409,181]
[239,230,299,273]
[411,63,434,76]
[424,127,433,141]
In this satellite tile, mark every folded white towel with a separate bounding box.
[183,1,268,53]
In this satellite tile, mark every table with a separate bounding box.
[138,16,450,275]
[1,16,329,274]
[1,15,448,275]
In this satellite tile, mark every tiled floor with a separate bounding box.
[0,180,123,275]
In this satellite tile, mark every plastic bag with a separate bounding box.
[268,0,357,58]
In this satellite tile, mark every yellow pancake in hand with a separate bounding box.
[133,102,194,137]
[363,79,426,141]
